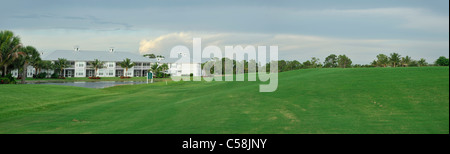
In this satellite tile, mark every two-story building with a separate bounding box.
[11,48,204,78]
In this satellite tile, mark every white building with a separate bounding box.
[11,48,203,78]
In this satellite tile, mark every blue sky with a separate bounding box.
[0,0,448,64]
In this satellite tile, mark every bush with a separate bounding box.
[0,74,16,84]
[153,72,170,78]
[51,73,59,79]
[120,76,131,79]
[35,72,47,79]
[89,76,101,79]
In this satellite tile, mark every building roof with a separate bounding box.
[159,57,211,63]
[42,50,157,62]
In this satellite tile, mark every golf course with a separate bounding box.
[0,67,448,134]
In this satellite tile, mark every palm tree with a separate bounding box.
[119,58,135,77]
[31,59,44,75]
[41,60,54,76]
[0,30,23,77]
[150,62,159,75]
[401,56,412,67]
[418,58,427,67]
[160,63,169,78]
[376,54,389,67]
[19,46,40,83]
[29,54,42,75]
[90,59,104,77]
[389,53,401,67]
[54,58,69,77]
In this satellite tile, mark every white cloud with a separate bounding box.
[139,32,193,55]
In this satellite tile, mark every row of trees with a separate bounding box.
[0,30,47,83]
[201,54,448,74]
[269,54,354,72]
[372,53,427,67]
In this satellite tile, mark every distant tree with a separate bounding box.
[41,60,54,75]
[278,60,287,72]
[324,54,338,68]
[0,30,23,77]
[371,60,378,67]
[311,57,320,68]
[435,56,449,66]
[248,59,258,73]
[376,54,389,67]
[389,53,401,67]
[150,62,160,74]
[160,63,169,77]
[54,58,69,77]
[18,46,40,83]
[418,58,427,67]
[90,59,104,77]
[353,64,362,68]
[302,60,312,68]
[143,54,156,58]
[401,56,412,67]
[264,63,270,72]
[31,59,44,75]
[119,58,135,77]
[337,55,352,68]
[288,60,301,70]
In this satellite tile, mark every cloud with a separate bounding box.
[139,32,193,55]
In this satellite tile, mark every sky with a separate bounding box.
[0,0,448,64]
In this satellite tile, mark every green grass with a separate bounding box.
[0,67,448,134]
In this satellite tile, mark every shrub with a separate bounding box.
[35,72,47,79]
[0,74,16,84]
[51,73,59,79]
[0,78,10,84]
[120,76,131,79]
[88,76,101,79]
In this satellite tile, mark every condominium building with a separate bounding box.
[11,48,203,78]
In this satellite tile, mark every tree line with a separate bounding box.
[201,53,449,74]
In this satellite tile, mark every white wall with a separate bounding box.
[96,62,117,77]
[11,65,35,78]
[169,63,201,76]
[74,61,86,77]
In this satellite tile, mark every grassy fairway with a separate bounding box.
[0,67,448,134]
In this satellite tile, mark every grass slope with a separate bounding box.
[0,67,448,134]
